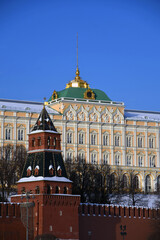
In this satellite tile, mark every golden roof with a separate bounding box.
[66,67,89,89]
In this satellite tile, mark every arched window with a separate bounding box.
[115,154,120,165]
[47,136,51,147]
[133,175,139,190]
[32,138,35,147]
[138,136,143,148]
[149,137,154,148]
[55,186,59,194]
[103,153,109,164]
[126,136,132,147]
[38,137,41,146]
[103,134,108,146]
[67,132,72,144]
[18,129,24,141]
[91,134,96,145]
[110,174,116,190]
[64,186,68,194]
[115,135,120,146]
[5,128,11,140]
[138,155,143,167]
[78,133,84,144]
[126,155,132,166]
[35,186,40,194]
[47,184,51,194]
[67,152,73,162]
[53,137,56,147]
[78,152,85,163]
[149,155,155,167]
[122,174,128,189]
[145,175,151,193]
[157,176,160,193]
[91,152,97,164]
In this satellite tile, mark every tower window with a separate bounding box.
[32,138,35,147]
[38,137,41,146]
[47,136,51,147]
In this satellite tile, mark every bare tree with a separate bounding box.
[0,144,27,201]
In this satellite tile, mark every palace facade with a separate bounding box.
[1,67,160,193]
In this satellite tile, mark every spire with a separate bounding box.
[31,106,57,132]
[66,33,90,89]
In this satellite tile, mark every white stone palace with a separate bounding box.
[1,67,160,192]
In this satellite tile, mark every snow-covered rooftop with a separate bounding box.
[18,176,72,183]
[0,99,60,115]
[125,109,160,122]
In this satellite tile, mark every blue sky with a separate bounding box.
[0,0,160,111]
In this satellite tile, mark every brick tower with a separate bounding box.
[11,106,80,240]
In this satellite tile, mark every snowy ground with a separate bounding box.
[109,194,160,208]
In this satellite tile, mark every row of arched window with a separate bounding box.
[66,151,156,167]
[66,131,155,149]
[31,136,57,148]
[21,185,69,195]
[109,174,160,193]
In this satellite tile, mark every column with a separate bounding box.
[156,123,160,167]
[110,124,114,165]
[99,123,102,164]
[145,123,148,167]
[74,122,78,160]
[122,125,126,166]
[133,122,137,166]
[86,123,90,163]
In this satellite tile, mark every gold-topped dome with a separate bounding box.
[66,67,89,89]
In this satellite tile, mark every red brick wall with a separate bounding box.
[17,180,72,195]
[29,132,61,151]
[12,192,81,240]
[79,203,159,240]
[0,203,26,240]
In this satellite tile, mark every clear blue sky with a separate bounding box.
[0,0,160,111]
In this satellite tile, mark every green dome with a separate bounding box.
[48,87,111,102]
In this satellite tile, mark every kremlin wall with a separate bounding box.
[0,105,159,240]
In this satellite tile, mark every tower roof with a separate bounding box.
[31,106,57,132]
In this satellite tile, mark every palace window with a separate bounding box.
[138,137,143,148]
[67,152,73,162]
[133,175,139,190]
[126,136,132,147]
[126,155,132,166]
[18,129,24,141]
[149,155,155,167]
[149,137,154,149]
[114,135,120,147]
[91,152,97,164]
[110,174,116,190]
[67,132,73,144]
[103,153,109,164]
[138,155,143,167]
[157,176,160,193]
[145,175,151,193]
[5,147,12,161]
[78,152,85,163]
[122,174,128,188]
[103,134,108,146]
[91,134,96,145]
[78,132,84,144]
[5,128,11,140]
[115,154,120,165]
